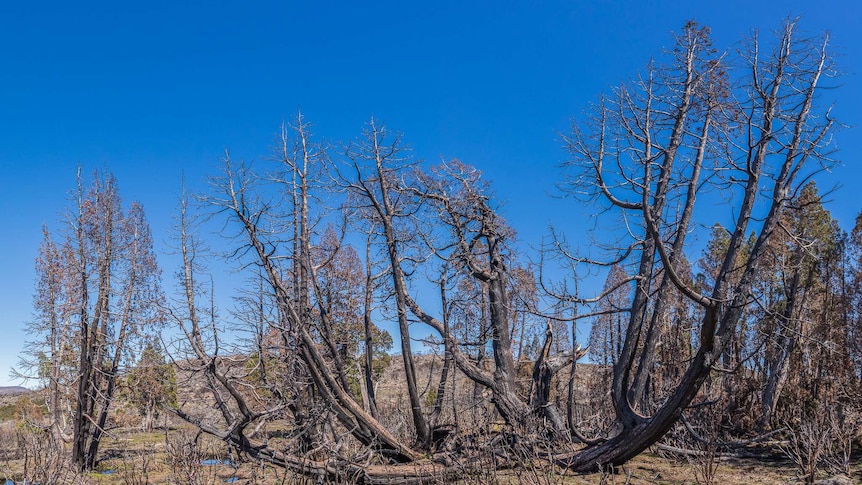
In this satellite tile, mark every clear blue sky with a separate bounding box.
[1,1,860,386]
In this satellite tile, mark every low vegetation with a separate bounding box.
[2,359,858,483]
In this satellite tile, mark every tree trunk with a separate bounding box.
[562,308,719,471]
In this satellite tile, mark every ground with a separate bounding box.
[1,358,859,484]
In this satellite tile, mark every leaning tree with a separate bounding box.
[557,19,837,470]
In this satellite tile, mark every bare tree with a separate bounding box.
[558,19,837,470]
[21,169,164,470]
[408,159,587,437]
[166,123,465,482]
[343,119,433,446]
[16,226,75,445]
[588,264,631,368]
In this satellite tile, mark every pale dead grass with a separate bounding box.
[1,426,855,484]
[2,359,858,484]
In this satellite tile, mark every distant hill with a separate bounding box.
[0,386,30,396]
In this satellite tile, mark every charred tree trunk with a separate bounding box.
[363,240,380,419]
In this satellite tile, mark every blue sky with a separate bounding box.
[1,1,860,386]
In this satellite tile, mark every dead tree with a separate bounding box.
[20,169,163,470]
[168,130,453,480]
[343,119,431,446]
[558,19,837,471]
[16,227,75,446]
[407,160,588,438]
[173,134,585,481]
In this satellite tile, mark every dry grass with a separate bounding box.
[0,421,822,484]
[1,358,859,484]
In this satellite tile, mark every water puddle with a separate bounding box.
[201,458,237,467]
[198,459,239,483]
